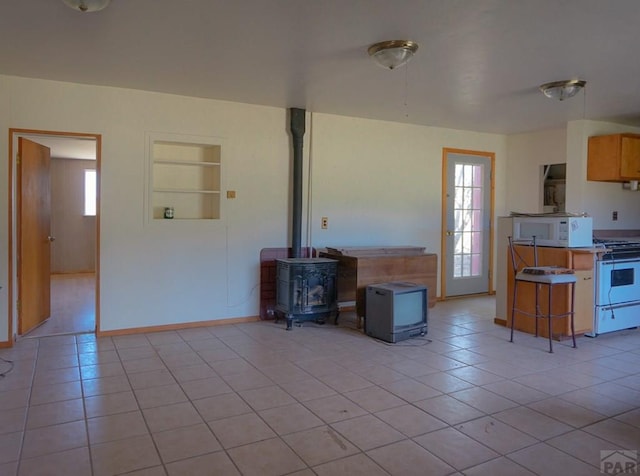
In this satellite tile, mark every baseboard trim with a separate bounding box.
[97,315,261,338]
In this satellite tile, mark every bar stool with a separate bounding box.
[508,236,577,353]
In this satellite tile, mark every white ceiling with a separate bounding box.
[2,0,640,137]
[19,135,96,160]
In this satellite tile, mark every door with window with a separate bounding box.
[442,149,494,297]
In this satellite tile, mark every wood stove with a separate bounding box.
[276,258,338,330]
[274,108,338,329]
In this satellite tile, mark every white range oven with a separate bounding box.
[594,242,640,335]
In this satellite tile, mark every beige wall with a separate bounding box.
[0,74,508,341]
[309,112,508,255]
[50,158,96,274]
[504,122,640,230]
[506,128,567,214]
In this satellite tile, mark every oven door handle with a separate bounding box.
[597,301,640,311]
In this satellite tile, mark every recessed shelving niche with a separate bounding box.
[148,134,222,220]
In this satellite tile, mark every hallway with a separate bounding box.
[25,274,95,338]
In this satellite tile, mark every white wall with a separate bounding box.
[308,113,508,296]
[1,75,293,338]
[566,120,640,230]
[50,158,96,274]
[0,74,507,341]
[505,128,567,214]
[505,121,640,231]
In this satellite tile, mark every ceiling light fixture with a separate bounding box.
[368,40,419,70]
[539,79,586,101]
[62,0,111,13]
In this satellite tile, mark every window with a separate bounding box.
[453,163,483,278]
[84,169,97,216]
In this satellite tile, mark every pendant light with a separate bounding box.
[62,0,111,13]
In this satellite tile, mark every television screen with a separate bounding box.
[394,290,425,328]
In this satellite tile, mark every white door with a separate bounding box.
[443,150,493,297]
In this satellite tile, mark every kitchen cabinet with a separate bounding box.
[501,245,595,339]
[587,133,640,182]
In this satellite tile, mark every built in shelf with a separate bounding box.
[154,159,221,167]
[148,133,223,220]
[154,189,221,194]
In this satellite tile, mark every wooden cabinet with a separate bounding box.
[505,246,595,338]
[587,133,640,182]
[319,247,437,327]
[571,250,595,337]
[148,134,222,220]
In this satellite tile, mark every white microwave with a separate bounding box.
[512,216,593,247]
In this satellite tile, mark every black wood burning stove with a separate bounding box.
[276,258,338,330]
[274,108,338,330]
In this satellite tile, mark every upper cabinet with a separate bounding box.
[587,133,640,182]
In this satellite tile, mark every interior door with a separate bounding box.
[443,150,493,297]
[18,138,52,334]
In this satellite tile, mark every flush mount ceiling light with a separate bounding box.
[368,40,419,70]
[539,79,586,101]
[62,0,111,12]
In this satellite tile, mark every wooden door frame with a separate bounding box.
[7,128,101,344]
[440,147,496,299]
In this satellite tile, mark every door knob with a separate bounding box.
[446,230,454,236]
[47,236,56,242]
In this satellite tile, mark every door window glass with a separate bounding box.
[453,163,484,278]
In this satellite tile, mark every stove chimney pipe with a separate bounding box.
[289,108,305,258]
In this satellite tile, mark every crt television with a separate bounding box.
[365,282,428,343]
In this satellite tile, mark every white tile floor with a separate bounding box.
[0,295,639,475]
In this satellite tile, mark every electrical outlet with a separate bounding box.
[613,211,618,221]
[321,217,328,229]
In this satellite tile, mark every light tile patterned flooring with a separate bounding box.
[1,296,639,475]
[26,274,95,338]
